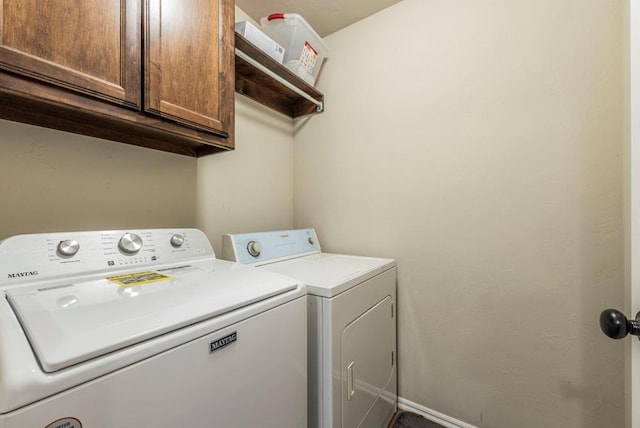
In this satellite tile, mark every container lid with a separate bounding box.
[261,12,328,53]
[6,262,298,372]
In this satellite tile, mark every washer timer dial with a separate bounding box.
[118,233,143,254]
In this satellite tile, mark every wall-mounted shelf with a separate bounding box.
[234,33,324,118]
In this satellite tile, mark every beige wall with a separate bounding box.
[293,0,624,426]
[196,95,294,254]
[0,98,293,255]
[0,119,197,238]
[196,6,295,254]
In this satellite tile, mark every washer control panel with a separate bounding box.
[0,228,214,285]
[222,229,320,265]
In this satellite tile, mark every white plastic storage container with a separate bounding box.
[260,13,328,86]
[235,21,285,63]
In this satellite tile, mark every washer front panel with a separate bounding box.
[1,297,307,428]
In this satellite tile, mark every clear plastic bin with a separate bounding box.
[260,13,328,86]
[235,21,285,63]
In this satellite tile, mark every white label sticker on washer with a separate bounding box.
[45,417,83,428]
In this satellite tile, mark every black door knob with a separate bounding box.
[600,309,640,339]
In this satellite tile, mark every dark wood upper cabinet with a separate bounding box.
[145,0,233,137]
[0,0,141,109]
[0,0,234,157]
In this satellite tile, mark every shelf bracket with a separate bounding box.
[235,48,324,113]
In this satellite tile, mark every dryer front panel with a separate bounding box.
[341,295,394,428]
[324,267,397,428]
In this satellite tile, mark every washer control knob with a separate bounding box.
[247,240,262,257]
[57,239,80,257]
[170,233,185,248]
[119,233,143,254]
[308,237,315,245]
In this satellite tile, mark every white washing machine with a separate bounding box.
[0,228,307,428]
[222,228,397,428]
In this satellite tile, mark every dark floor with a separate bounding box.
[391,411,446,428]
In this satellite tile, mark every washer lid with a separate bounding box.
[6,261,298,373]
[262,253,395,298]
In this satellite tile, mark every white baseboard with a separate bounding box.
[398,397,478,428]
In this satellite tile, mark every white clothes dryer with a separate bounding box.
[0,228,307,428]
[222,228,397,428]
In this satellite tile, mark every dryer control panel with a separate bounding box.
[222,229,320,265]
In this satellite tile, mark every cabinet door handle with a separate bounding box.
[347,361,355,400]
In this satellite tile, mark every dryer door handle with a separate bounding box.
[347,361,355,400]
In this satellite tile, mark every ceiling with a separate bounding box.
[235,0,404,37]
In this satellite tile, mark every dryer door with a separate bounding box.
[341,295,394,428]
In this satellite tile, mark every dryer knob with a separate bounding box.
[247,240,262,257]
[119,233,143,254]
[57,239,80,257]
[170,234,185,248]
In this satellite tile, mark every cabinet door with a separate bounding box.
[145,0,234,137]
[0,0,141,109]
